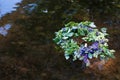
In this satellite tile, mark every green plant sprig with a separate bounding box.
[53,21,115,67]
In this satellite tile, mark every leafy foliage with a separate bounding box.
[53,21,115,67]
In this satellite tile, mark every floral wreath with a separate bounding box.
[53,21,115,67]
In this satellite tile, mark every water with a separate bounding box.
[0,0,22,18]
[0,24,11,36]
[0,0,119,80]
[23,3,37,13]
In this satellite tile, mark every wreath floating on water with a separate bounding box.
[53,21,115,67]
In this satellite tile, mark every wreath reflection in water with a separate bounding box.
[53,21,115,67]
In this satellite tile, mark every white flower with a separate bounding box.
[84,43,87,47]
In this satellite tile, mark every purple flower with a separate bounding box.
[83,54,88,63]
[88,28,93,32]
[90,42,99,51]
[99,40,105,44]
[96,32,99,36]
[62,27,67,32]
[88,49,94,54]
[79,46,88,55]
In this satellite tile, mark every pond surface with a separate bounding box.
[0,0,22,18]
[0,0,120,80]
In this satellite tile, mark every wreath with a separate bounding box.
[53,21,115,67]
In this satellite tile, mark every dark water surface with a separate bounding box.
[0,0,120,80]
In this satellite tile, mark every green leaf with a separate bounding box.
[62,36,68,39]
[101,28,107,33]
[82,37,88,41]
[79,56,84,60]
[74,33,79,37]
[89,22,96,28]
[64,54,70,60]
[80,21,91,26]
[73,54,77,61]
[109,53,115,58]
[110,50,115,53]
[93,53,98,58]
[78,28,85,36]
[53,37,60,44]
[65,21,78,27]
[67,32,74,37]
[88,53,92,59]
[100,55,106,60]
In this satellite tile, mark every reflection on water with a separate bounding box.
[23,3,37,13]
[0,0,119,80]
[0,0,22,18]
[0,24,11,36]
